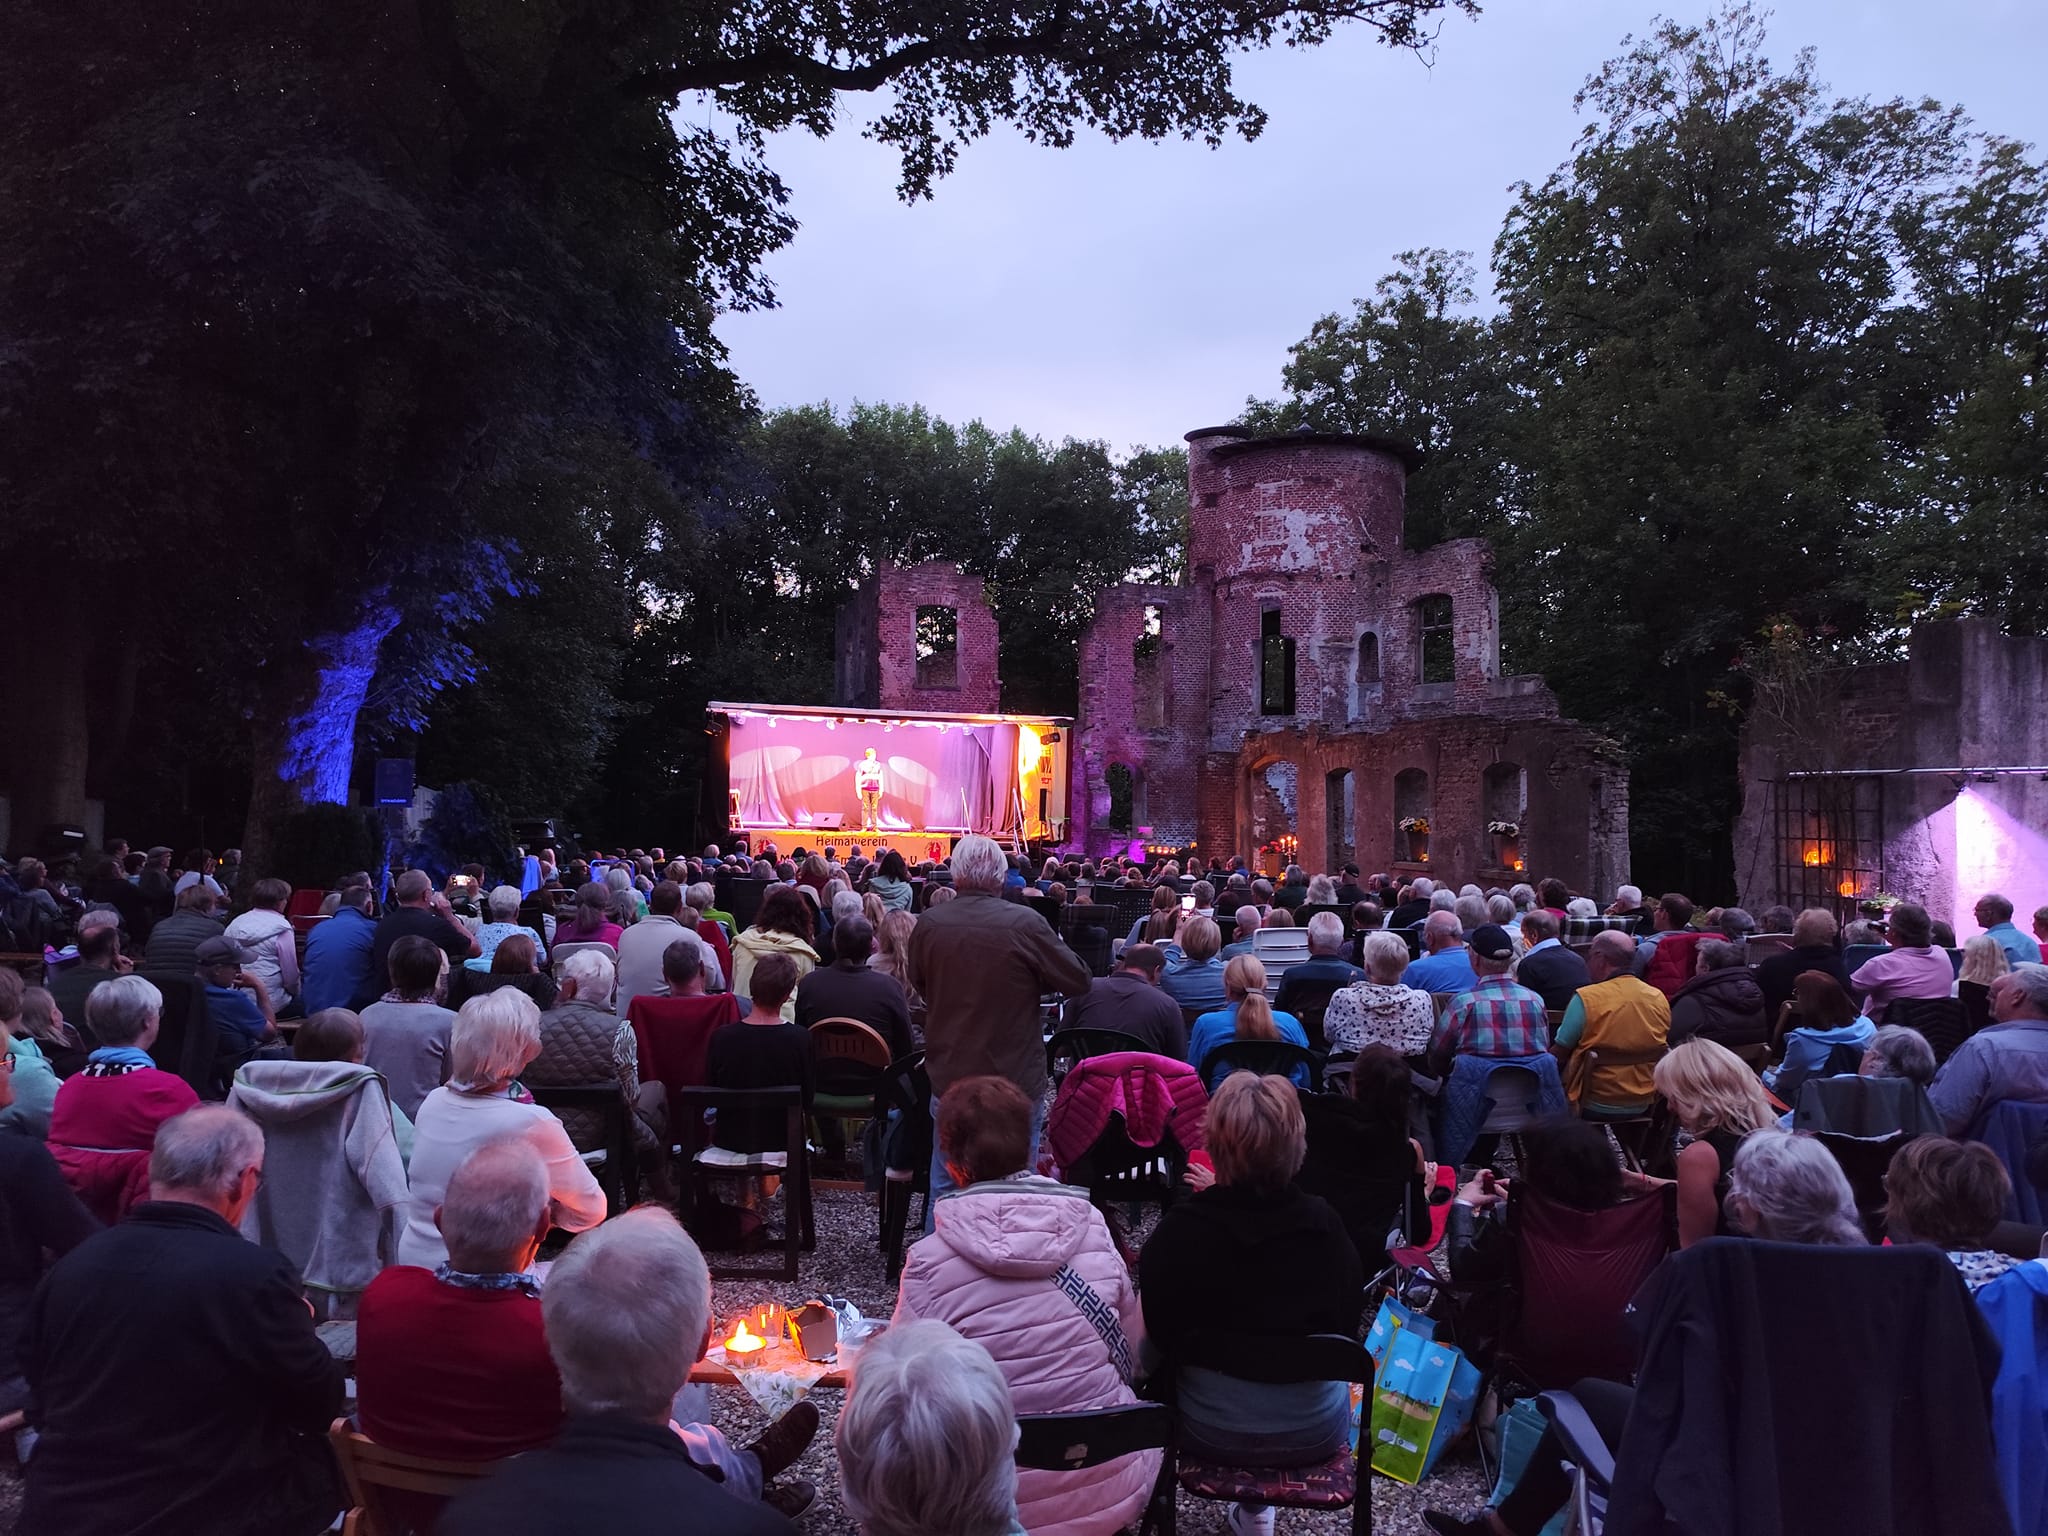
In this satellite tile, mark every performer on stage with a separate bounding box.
[855,748,885,831]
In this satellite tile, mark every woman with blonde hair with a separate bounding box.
[872,909,923,1012]
[1955,932,2008,1034]
[397,988,607,1267]
[1187,954,1311,1092]
[1652,1038,1775,1247]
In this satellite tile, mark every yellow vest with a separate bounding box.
[1567,974,1671,1108]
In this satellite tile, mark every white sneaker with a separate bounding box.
[1227,1502,1276,1536]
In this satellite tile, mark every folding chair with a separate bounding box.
[1166,1332,1379,1536]
[1016,1404,1178,1536]
[672,1084,815,1282]
[1201,1039,1320,1091]
[527,1082,640,1216]
[329,1417,499,1536]
[875,1051,933,1281]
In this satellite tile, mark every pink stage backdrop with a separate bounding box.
[727,715,1024,836]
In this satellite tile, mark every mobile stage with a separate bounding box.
[708,701,1073,861]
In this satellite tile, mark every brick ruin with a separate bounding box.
[1070,427,1630,888]
[831,432,1630,889]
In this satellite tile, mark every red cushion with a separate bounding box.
[1177,1446,1357,1508]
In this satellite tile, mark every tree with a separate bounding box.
[1241,248,1513,547]
[1,0,1476,864]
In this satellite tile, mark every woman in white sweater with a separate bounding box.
[397,988,607,1267]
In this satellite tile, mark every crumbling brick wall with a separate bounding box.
[870,561,1001,714]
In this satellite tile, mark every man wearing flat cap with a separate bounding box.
[1426,923,1552,1076]
[196,935,288,1071]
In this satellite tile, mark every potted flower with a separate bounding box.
[1488,820,1521,868]
[1399,815,1430,862]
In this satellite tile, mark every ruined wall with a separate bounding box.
[1072,426,1630,887]
[1735,619,2048,931]
[869,560,1001,714]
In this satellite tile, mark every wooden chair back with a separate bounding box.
[330,1418,496,1536]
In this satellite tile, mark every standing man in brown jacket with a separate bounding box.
[907,834,1092,1218]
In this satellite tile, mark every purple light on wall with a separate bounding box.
[1953,786,2048,943]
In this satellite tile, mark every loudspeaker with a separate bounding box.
[373,758,416,807]
[812,813,845,830]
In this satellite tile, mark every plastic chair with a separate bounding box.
[527,1082,640,1217]
[1200,1039,1320,1091]
[139,970,225,1099]
[1046,1027,1153,1085]
[1887,997,1972,1065]
[672,1083,814,1282]
[548,939,617,975]
[1166,1332,1379,1536]
[330,1417,498,1536]
[1016,1404,1177,1536]
[1472,1062,1545,1167]
[875,1051,934,1281]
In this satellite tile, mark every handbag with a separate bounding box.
[1368,1326,1482,1484]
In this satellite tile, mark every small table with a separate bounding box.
[689,1357,848,1390]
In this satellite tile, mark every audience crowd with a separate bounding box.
[2,833,2047,1536]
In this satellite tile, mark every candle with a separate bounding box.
[725,1318,767,1355]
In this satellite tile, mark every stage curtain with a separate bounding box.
[725,715,1021,836]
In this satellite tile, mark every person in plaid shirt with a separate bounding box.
[1427,924,1551,1075]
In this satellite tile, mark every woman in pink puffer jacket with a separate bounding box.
[893,1075,1157,1536]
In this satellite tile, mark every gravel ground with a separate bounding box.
[0,1183,1496,1535]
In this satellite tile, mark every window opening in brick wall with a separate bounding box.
[1326,768,1356,871]
[1260,603,1296,715]
[1394,768,1432,861]
[1770,776,1886,919]
[1355,633,1381,716]
[915,605,958,689]
[1105,762,1135,833]
[1134,605,1166,730]
[1417,595,1454,684]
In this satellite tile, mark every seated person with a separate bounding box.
[1059,942,1188,1059]
[47,911,129,1032]
[1883,1135,2019,1292]
[361,934,457,1120]
[1753,907,1851,1022]
[792,915,915,1059]
[224,878,301,1016]
[1553,930,1670,1115]
[1861,1022,1937,1090]
[195,934,289,1069]
[468,884,548,971]
[552,881,625,951]
[1429,925,1550,1077]
[1513,909,1590,1011]
[0,1040,98,1414]
[19,983,89,1081]
[837,1320,1023,1536]
[1441,1115,1652,1282]
[1218,904,1262,962]
[1274,912,1366,1019]
[1402,911,1479,995]
[1324,930,1437,1058]
[895,1076,1157,1536]
[1161,915,1229,1014]
[356,1137,564,1474]
[1764,971,1876,1103]
[1667,939,1768,1049]
[531,949,661,1162]
[302,884,378,1014]
[1928,964,2048,1135]
[1187,954,1311,1091]
[0,970,61,1138]
[1848,902,1955,1022]
[47,976,202,1223]
[466,932,560,1011]
[1974,891,2041,968]
[1652,1038,1774,1246]
[1141,1073,1361,1535]
[704,954,815,1157]
[1296,1045,1430,1262]
[21,1106,344,1536]
[437,1207,816,1534]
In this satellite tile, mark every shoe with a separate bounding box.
[745,1398,820,1482]
[1226,1502,1275,1536]
[762,1478,818,1520]
[1422,1511,1498,1536]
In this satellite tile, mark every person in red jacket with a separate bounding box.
[46,975,199,1223]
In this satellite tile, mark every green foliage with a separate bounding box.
[407,780,517,884]
[271,805,388,893]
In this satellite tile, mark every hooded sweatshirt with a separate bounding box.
[730,927,820,1020]
[895,1176,1156,1536]
[227,1060,411,1294]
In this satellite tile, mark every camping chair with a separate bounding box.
[1535,1389,1615,1536]
[329,1418,498,1536]
[1970,1098,2048,1225]
[808,1016,893,1174]
[1016,1404,1178,1536]
[672,1084,815,1282]
[1165,1332,1379,1536]
[876,1051,934,1281]
[1473,1061,1546,1167]
[1201,1039,1320,1091]
[1046,1027,1153,1086]
[1814,1128,1920,1243]
[528,1082,640,1216]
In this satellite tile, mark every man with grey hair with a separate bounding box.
[370,867,480,998]
[1928,963,2048,1135]
[907,835,1091,1213]
[1668,938,1768,1048]
[615,879,724,1021]
[1453,891,1490,936]
[1402,910,1477,993]
[836,1319,1022,1536]
[47,906,129,1026]
[1974,891,2043,967]
[438,1207,808,1534]
[21,1106,345,1536]
[1219,902,1263,961]
[1275,911,1365,1019]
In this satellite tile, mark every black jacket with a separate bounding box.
[1516,944,1592,1011]
[794,958,916,1059]
[1062,971,1189,1059]
[1295,1093,1426,1263]
[438,1414,793,1536]
[1609,1238,2010,1536]
[1754,943,1851,1024]
[1139,1183,1362,1359]
[0,1131,96,1381]
[1274,955,1367,1020]
[20,1201,345,1536]
[1667,967,1769,1048]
